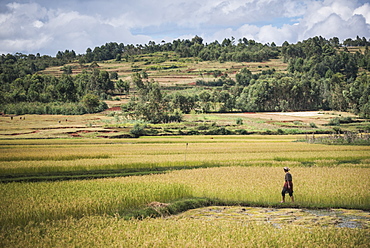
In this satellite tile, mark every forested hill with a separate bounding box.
[0,36,369,120]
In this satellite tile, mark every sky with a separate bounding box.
[0,0,370,56]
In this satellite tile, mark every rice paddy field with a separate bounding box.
[1,134,370,247]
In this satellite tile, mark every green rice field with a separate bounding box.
[1,135,370,247]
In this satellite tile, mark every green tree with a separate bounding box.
[62,65,73,74]
[116,53,122,61]
[116,79,130,94]
[172,93,198,114]
[236,68,252,86]
[110,71,118,80]
[198,90,211,113]
[218,90,235,112]
[328,73,347,111]
[82,94,100,113]
[56,75,76,102]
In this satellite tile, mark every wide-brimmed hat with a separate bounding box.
[283,167,290,171]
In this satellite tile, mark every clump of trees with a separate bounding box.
[0,52,73,85]
[81,43,124,63]
[121,72,183,123]
[0,68,111,115]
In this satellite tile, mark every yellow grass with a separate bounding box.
[0,179,192,227]
[1,136,369,174]
[1,166,369,228]
[0,166,369,247]
[1,135,369,247]
[1,216,368,247]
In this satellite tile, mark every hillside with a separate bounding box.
[41,52,288,105]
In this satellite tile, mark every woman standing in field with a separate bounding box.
[281,167,294,203]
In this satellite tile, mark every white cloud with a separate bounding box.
[304,13,351,39]
[0,2,152,55]
[296,0,370,42]
[354,3,370,24]
[0,0,369,55]
[33,20,44,28]
[205,0,370,46]
[257,24,299,45]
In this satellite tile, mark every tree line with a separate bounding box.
[78,36,279,63]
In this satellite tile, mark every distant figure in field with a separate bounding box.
[281,167,294,203]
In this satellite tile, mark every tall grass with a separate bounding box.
[1,167,369,229]
[0,180,192,227]
[1,136,369,246]
[161,167,370,209]
[1,216,368,247]
[1,137,369,175]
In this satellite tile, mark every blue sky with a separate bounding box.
[0,0,369,55]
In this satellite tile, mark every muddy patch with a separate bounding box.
[175,207,370,229]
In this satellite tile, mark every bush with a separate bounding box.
[130,123,146,138]
[197,124,210,130]
[188,129,201,135]
[206,127,233,135]
[327,117,354,126]
[277,129,285,135]
[235,129,248,135]
[310,122,318,128]
[333,127,342,134]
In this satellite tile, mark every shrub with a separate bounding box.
[130,123,146,138]
[327,117,354,126]
[310,122,318,128]
[187,129,200,135]
[277,129,285,135]
[235,129,248,135]
[236,118,243,125]
[333,127,342,134]
[197,125,210,130]
[206,127,233,135]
